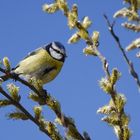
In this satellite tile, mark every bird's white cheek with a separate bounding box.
[50,50,63,60]
[55,53,63,60]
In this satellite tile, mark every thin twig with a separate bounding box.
[95,48,111,79]
[95,48,124,140]
[104,14,140,91]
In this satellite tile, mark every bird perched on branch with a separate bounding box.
[1,41,67,86]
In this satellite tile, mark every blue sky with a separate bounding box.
[0,0,140,140]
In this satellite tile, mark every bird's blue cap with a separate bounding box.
[45,41,65,52]
[53,41,66,51]
[53,41,67,58]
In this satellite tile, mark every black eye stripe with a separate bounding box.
[51,47,63,55]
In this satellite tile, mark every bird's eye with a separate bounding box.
[55,49,61,54]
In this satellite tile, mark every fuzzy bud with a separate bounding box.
[8,112,28,120]
[68,33,81,44]
[113,94,127,113]
[99,78,113,93]
[46,95,61,113]
[67,4,78,29]
[83,45,97,56]
[71,4,78,16]
[57,0,68,13]
[92,31,99,47]
[110,68,121,85]
[126,38,140,51]
[0,99,12,107]
[3,57,11,71]
[97,105,116,115]
[122,22,140,32]
[34,106,42,120]
[113,8,139,21]
[124,0,140,11]
[101,113,119,125]
[42,3,59,13]
[82,16,92,29]
[7,83,20,102]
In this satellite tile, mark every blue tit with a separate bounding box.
[13,41,66,85]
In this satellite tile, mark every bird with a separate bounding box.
[11,41,66,86]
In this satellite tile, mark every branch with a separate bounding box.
[104,14,140,91]
[0,67,85,140]
[0,86,51,138]
[43,1,131,139]
[0,67,48,100]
